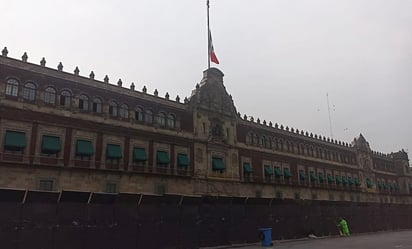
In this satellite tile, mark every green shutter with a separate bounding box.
[378,181,383,189]
[76,140,94,156]
[41,135,61,154]
[318,173,325,182]
[157,151,170,164]
[354,178,361,186]
[383,182,388,190]
[264,165,274,175]
[4,131,26,150]
[348,177,354,185]
[243,163,253,173]
[283,168,292,178]
[106,144,122,159]
[299,170,307,180]
[335,175,342,184]
[274,167,283,176]
[177,153,189,167]
[342,176,348,185]
[310,171,318,181]
[133,148,147,162]
[212,157,225,170]
[366,178,373,188]
[327,174,334,183]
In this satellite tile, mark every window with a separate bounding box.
[92,98,102,113]
[309,171,318,182]
[39,179,54,191]
[41,135,61,155]
[145,110,153,124]
[60,90,71,108]
[119,104,129,119]
[264,165,274,176]
[4,130,26,152]
[75,140,94,159]
[106,144,122,160]
[23,82,36,101]
[274,166,283,177]
[135,107,144,121]
[156,151,170,167]
[44,87,56,104]
[318,172,325,183]
[158,112,166,126]
[78,94,89,111]
[105,182,117,193]
[177,153,189,168]
[109,101,118,117]
[167,114,176,128]
[212,157,225,171]
[299,169,307,181]
[133,147,147,164]
[5,78,19,96]
[283,168,292,178]
[243,162,253,174]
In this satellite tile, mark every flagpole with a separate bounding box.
[207,0,211,69]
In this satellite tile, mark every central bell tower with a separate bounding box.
[189,68,240,194]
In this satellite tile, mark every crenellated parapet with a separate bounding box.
[0,47,186,106]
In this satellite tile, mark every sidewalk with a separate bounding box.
[203,230,412,249]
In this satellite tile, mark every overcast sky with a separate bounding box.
[2,0,411,155]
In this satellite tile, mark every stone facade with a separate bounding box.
[0,50,411,204]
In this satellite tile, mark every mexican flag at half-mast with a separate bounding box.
[207,0,219,67]
[208,30,219,64]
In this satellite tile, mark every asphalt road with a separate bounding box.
[207,230,412,249]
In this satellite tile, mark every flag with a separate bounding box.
[208,29,219,64]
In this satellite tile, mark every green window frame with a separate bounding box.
[212,157,225,171]
[283,168,292,178]
[156,151,170,165]
[327,174,334,184]
[4,130,26,150]
[106,144,122,159]
[318,172,325,183]
[75,140,94,157]
[299,170,307,180]
[335,175,342,184]
[243,163,253,174]
[274,166,283,177]
[342,176,348,185]
[41,135,61,154]
[366,178,373,188]
[133,147,147,162]
[394,183,399,191]
[310,171,318,181]
[264,165,274,176]
[177,153,189,167]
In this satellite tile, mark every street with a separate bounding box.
[206,230,412,249]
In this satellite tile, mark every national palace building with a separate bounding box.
[0,47,411,205]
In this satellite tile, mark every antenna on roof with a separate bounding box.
[326,92,334,139]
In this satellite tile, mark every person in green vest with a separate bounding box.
[337,217,350,236]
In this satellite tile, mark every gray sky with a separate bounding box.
[2,0,411,154]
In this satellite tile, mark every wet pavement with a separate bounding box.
[204,230,412,249]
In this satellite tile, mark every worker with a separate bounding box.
[337,217,350,236]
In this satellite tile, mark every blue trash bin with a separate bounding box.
[258,228,272,247]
